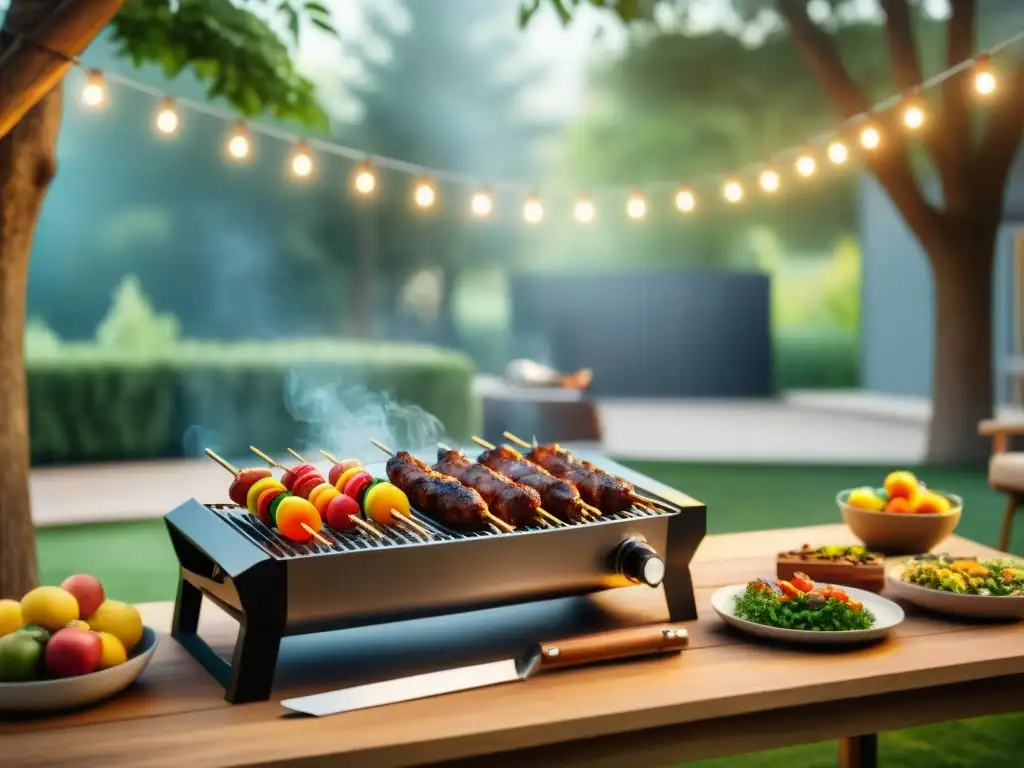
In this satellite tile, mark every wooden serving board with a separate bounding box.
[777,554,886,592]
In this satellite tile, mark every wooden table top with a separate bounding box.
[3,524,1023,768]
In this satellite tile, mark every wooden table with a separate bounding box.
[3,524,1022,768]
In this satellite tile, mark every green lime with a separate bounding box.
[0,632,43,682]
[875,487,889,502]
[268,492,292,529]
[14,625,50,643]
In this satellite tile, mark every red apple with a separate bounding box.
[325,494,361,531]
[45,628,102,678]
[229,468,271,506]
[60,574,105,618]
[282,464,318,491]
[293,473,326,500]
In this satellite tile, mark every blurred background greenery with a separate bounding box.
[21,0,959,461]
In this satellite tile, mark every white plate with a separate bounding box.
[887,565,1024,620]
[710,583,905,645]
[0,626,159,712]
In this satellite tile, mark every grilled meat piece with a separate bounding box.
[385,452,490,532]
[434,449,541,527]
[476,446,587,523]
[526,444,636,514]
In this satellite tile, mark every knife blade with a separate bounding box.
[280,623,689,717]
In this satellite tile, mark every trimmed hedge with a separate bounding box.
[774,328,860,391]
[27,340,479,465]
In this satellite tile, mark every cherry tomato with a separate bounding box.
[790,572,815,593]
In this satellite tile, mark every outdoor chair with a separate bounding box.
[978,419,1024,552]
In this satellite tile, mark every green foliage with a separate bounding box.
[23,317,62,360]
[774,327,859,390]
[94,275,181,351]
[26,340,478,465]
[733,583,876,631]
[110,0,338,128]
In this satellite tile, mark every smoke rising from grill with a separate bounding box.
[283,370,446,464]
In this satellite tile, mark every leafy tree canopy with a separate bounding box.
[110,0,338,129]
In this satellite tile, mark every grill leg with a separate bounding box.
[171,570,203,636]
[226,620,283,704]
[662,506,706,622]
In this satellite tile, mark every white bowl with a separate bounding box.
[887,565,1024,620]
[0,626,159,712]
[711,583,905,645]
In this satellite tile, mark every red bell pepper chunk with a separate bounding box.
[790,572,815,593]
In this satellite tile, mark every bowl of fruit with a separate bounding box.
[0,574,158,713]
[837,471,961,555]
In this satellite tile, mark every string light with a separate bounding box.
[758,169,780,193]
[80,69,107,109]
[723,180,744,203]
[902,99,926,130]
[573,193,596,223]
[626,190,647,220]
[859,123,881,150]
[973,55,997,96]
[795,153,816,178]
[827,141,849,165]
[470,188,493,218]
[289,142,314,179]
[523,193,544,224]
[413,177,436,209]
[352,161,377,195]
[225,123,252,162]
[675,187,696,213]
[64,26,1022,222]
[154,98,179,136]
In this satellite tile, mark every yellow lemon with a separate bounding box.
[847,487,885,511]
[96,632,128,668]
[20,587,79,631]
[87,600,143,652]
[0,599,23,637]
[912,491,952,515]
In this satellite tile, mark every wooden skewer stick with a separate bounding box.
[632,494,674,512]
[391,510,433,538]
[503,431,532,449]
[536,508,566,527]
[370,439,394,456]
[303,525,333,547]
[471,436,496,450]
[287,448,306,463]
[320,449,340,464]
[350,516,387,541]
[582,502,603,517]
[205,448,239,476]
[250,446,288,472]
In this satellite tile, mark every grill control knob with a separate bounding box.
[614,537,666,587]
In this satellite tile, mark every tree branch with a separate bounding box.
[942,0,974,158]
[0,0,126,141]
[877,0,958,194]
[775,0,940,249]
[976,57,1024,218]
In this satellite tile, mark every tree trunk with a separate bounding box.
[0,88,61,598]
[926,228,996,466]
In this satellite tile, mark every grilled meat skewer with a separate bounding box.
[520,442,641,515]
[474,444,591,523]
[434,448,544,528]
[384,451,493,532]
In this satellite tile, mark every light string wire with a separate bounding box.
[7,23,1024,217]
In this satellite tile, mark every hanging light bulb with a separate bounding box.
[523,193,544,224]
[759,169,780,194]
[827,141,849,165]
[225,123,252,161]
[723,180,744,203]
[626,190,647,220]
[154,98,180,136]
[414,177,436,209]
[573,193,596,223]
[795,153,816,178]
[352,161,377,195]
[973,54,996,96]
[470,188,493,218]
[81,69,107,110]
[289,142,314,179]
[902,99,926,130]
[675,186,696,213]
[859,123,881,150]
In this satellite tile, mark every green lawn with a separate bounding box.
[34,461,1023,767]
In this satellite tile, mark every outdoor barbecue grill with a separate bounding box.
[165,452,706,703]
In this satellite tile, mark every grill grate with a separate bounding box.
[208,494,675,560]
